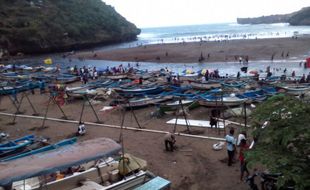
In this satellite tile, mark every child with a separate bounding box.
[239,139,250,181]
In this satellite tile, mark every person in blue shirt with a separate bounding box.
[225,128,236,166]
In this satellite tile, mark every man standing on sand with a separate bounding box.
[225,128,236,166]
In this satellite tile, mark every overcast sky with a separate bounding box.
[103,0,310,28]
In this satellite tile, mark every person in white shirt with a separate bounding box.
[237,131,247,146]
[77,122,86,136]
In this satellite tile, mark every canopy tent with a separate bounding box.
[0,138,121,186]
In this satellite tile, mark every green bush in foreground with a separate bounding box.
[247,95,310,189]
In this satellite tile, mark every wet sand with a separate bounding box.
[74,37,310,63]
[0,87,248,190]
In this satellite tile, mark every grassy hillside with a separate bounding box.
[0,0,141,55]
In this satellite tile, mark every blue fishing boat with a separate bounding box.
[199,94,247,107]
[237,90,267,102]
[0,80,39,95]
[1,138,77,162]
[55,74,79,84]
[221,81,246,88]
[0,135,35,152]
[115,86,164,96]
[117,95,173,109]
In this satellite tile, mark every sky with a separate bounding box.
[103,0,310,28]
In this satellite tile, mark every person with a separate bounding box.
[306,72,310,83]
[239,139,250,181]
[237,131,247,146]
[39,80,46,94]
[164,132,176,152]
[225,128,236,166]
[210,109,218,128]
[205,70,209,81]
[292,71,295,78]
[138,77,143,85]
[237,71,240,79]
[300,74,306,83]
[77,122,86,136]
[210,115,217,128]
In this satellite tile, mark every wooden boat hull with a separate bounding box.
[123,96,173,109]
[1,138,77,162]
[103,74,128,80]
[199,97,246,107]
[189,81,221,90]
[282,86,310,95]
[115,86,163,96]
[0,135,35,152]
[160,100,199,112]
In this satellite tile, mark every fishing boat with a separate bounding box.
[103,73,129,80]
[189,81,221,90]
[236,90,267,103]
[281,85,310,95]
[0,135,35,153]
[121,95,173,109]
[221,81,246,88]
[114,86,164,96]
[0,138,170,190]
[199,95,246,107]
[0,137,46,160]
[55,74,79,84]
[159,99,199,112]
[0,80,39,95]
[1,138,77,162]
[66,89,98,98]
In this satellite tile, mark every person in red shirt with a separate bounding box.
[239,139,249,181]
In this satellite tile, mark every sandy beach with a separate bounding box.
[0,86,248,190]
[1,36,309,190]
[74,37,310,63]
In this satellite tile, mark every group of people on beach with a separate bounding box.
[72,65,98,84]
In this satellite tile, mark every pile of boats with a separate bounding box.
[0,135,171,190]
[1,65,310,110]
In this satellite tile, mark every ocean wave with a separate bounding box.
[269,23,289,26]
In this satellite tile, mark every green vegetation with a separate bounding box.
[0,0,140,55]
[247,95,310,189]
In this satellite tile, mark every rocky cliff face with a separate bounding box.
[237,14,291,24]
[237,7,310,26]
[0,0,141,55]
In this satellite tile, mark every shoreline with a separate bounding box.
[73,37,310,63]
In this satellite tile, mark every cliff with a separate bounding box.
[237,7,310,26]
[0,0,141,55]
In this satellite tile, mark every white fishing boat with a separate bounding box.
[281,85,310,95]
[199,95,246,107]
[0,138,170,190]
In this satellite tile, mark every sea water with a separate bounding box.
[93,22,310,51]
[6,23,310,76]
[138,22,310,45]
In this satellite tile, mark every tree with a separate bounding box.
[246,95,310,189]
